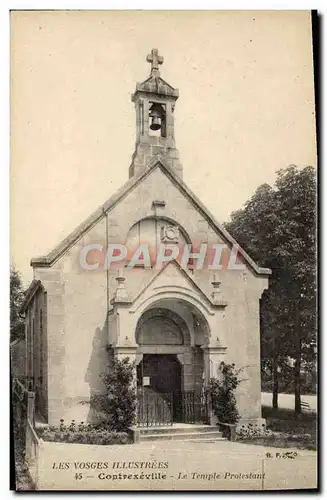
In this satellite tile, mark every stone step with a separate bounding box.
[139,425,220,436]
[140,430,224,442]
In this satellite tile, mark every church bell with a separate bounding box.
[149,103,164,131]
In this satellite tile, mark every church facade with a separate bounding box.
[21,49,271,427]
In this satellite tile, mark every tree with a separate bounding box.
[210,362,241,424]
[10,266,26,343]
[225,166,316,413]
[93,356,137,431]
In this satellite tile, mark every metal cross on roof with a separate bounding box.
[146,48,164,75]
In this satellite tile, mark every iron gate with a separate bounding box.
[137,391,173,427]
[137,390,210,427]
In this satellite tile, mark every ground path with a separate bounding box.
[32,392,319,490]
[38,436,317,490]
[261,393,317,412]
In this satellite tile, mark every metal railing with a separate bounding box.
[137,390,173,427]
[137,389,210,427]
[173,391,210,424]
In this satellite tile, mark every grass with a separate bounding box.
[262,405,317,422]
[237,406,317,451]
[264,405,317,450]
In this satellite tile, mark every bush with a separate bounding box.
[236,423,273,440]
[38,420,130,445]
[210,362,241,424]
[92,357,137,432]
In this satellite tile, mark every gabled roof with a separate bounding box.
[132,75,179,100]
[20,279,43,313]
[31,155,271,277]
[129,259,227,309]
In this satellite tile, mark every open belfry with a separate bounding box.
[20,48,271,429]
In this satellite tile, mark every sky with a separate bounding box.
[10,10,317,285]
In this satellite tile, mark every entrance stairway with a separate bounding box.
[139,424,226,443]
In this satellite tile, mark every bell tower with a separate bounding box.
[129,48,183,179]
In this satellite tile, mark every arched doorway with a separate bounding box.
[137,354,184,423]
[135,300,210,425]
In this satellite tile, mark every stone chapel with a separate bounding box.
[21,49,271,427]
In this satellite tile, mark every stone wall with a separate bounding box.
[31,164,268,423]
[103,166,267,419]
[34,217,108,424]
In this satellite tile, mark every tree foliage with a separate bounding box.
[225,166,316,412]
[210,362,241,424]
[10,266,26,343]
[93,357,137,432]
